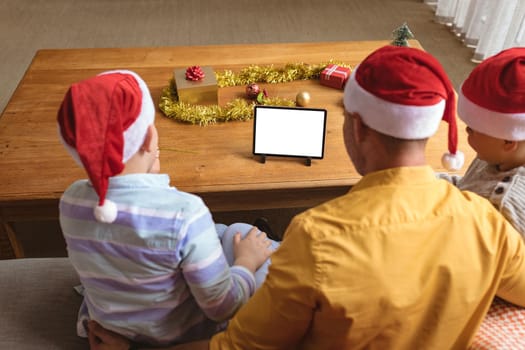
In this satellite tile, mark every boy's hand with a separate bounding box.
[87,321,130,350]
[233,226,274,273]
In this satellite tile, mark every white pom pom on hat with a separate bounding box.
[93,199,119,224]
[458,47,525,141]
[57,70,155,223]
[343,45,464,171]
[441,151,465,171]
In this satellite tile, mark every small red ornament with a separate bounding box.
[185,66,205,81]
[245,83,260,99]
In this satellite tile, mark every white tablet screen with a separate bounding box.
[253,106,327,159]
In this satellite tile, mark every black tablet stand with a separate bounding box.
[258,155,312,166]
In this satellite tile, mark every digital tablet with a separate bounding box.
[253,105,327,159]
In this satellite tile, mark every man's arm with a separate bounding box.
[497,219,525,307]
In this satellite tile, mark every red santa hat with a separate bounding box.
[57,70,155,223]
[343,45,464,171]
[459,47,525,141]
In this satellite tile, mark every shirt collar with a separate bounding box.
[107,173,171,189]
[351,166,437,192]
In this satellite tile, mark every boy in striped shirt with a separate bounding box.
[57,70,278,347]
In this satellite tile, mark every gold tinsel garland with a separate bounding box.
[159,61,351,126]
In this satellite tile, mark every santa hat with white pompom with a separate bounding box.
[459,47,525,141]
[57,70,155,223]
[343,45,464,171]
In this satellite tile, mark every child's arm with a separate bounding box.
[177,205,270,322]
[496,220,525,307]
[436,172,462,185]
[436,158,487,186]
[494,178,525,240]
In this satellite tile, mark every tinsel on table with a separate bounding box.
[215,61,351,87]
[159,83,295,126]
[159,61,351,125]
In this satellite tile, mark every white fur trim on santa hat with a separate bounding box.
[343,69,446,140]
[93,199,118,223]
[458,89,525,141]
[58,70,156,167]
[99,70,156,162]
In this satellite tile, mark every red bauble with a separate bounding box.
[245,83,261,99]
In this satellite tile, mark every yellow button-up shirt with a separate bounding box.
[211,166,525,349]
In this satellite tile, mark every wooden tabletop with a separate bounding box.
[0,40,475,214]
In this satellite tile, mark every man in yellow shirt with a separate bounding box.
[88,46,525,350]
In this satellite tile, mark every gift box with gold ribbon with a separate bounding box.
[173,66,218,105]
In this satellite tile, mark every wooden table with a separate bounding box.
[0,40,475,258]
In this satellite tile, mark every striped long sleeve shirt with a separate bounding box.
[59,173,255,346]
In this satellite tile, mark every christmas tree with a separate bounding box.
[391,23,415,47]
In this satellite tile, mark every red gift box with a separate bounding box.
[320,64,351,89]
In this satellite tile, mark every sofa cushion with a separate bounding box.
[0,257,87,349]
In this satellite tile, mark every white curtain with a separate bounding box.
[504,1,525,48]
[427,0,525,62]
[435,0,458,24]
[452,0,472,37]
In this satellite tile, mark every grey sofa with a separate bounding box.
[0,258,88,349]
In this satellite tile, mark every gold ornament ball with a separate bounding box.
[296,91,311,107]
